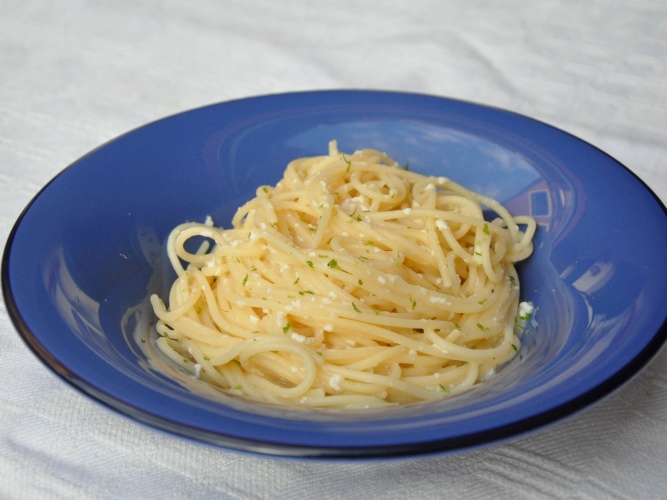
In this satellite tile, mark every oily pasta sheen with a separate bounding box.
[149,141,536,409]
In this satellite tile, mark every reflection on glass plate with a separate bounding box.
[3,90,667,459]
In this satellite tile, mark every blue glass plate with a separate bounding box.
[3,90,667,459]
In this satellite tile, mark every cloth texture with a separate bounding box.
[1,1,666,498]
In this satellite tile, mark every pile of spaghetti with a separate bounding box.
[149,141,536,408]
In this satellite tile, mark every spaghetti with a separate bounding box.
[149,141,536,408]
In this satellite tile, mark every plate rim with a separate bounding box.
[3,89,667,459]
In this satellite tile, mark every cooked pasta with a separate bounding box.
[149,141,536,408]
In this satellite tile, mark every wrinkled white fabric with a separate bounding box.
[1,1,666,498]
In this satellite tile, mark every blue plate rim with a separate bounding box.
[3,89,667,459]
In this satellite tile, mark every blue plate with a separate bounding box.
[3,90,667,459]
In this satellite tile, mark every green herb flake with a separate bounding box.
[327,259,339,269]
[232,359,241,365]
[308,227,316,232]
[483,223,490,235]
[352,302,361,313]
[343,155,351,172]
[233,384,242,391]
[511,343,518,352]
[203,356,211,361]
[242,273,249,286]
[403,162,410,171]
[477,323,487,332]
[293,277,300,285]
[439,384,450,393]
[196,306,202,315]
[358,279,364,285]
[262,186,269,193]
[478,299,487,305]
[282,322,292,334]
[306,260,314,268]
[409,294,416,310]
[509,275,516,285]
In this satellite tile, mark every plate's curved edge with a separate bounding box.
[3,89,667,459]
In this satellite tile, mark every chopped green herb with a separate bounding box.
[511,343,518,352]
[298,290,314,295]
[358,279,364,285]
[483,223,490,235]
[509,275,516,285]
[203,356,211,361]
[232,359,241,365]
[478,299,487,305]
[196,306,202,315]
[262,186,269,193]
[403,162,410,171]
[283,322,292,334]
[306,260,314,267]
[343,155,351,172]
[182,358,190,363]
[233,384,242,391]
[409,294,416,310]
[308,227,316,232]
[477,323,487,331]
[242,273,249,286]
[454,323,461,330]
[293,277,300,285]
[373,309,380,315]
[352,302,361,313]
[327,259,339,269]
[439,384,449,393]
[365,240,375,246]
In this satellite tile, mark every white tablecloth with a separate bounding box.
[2,1,666,498]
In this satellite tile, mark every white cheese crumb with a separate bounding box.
[329,374,343,391]
[429,296,450,305]
[518,301,534,319]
